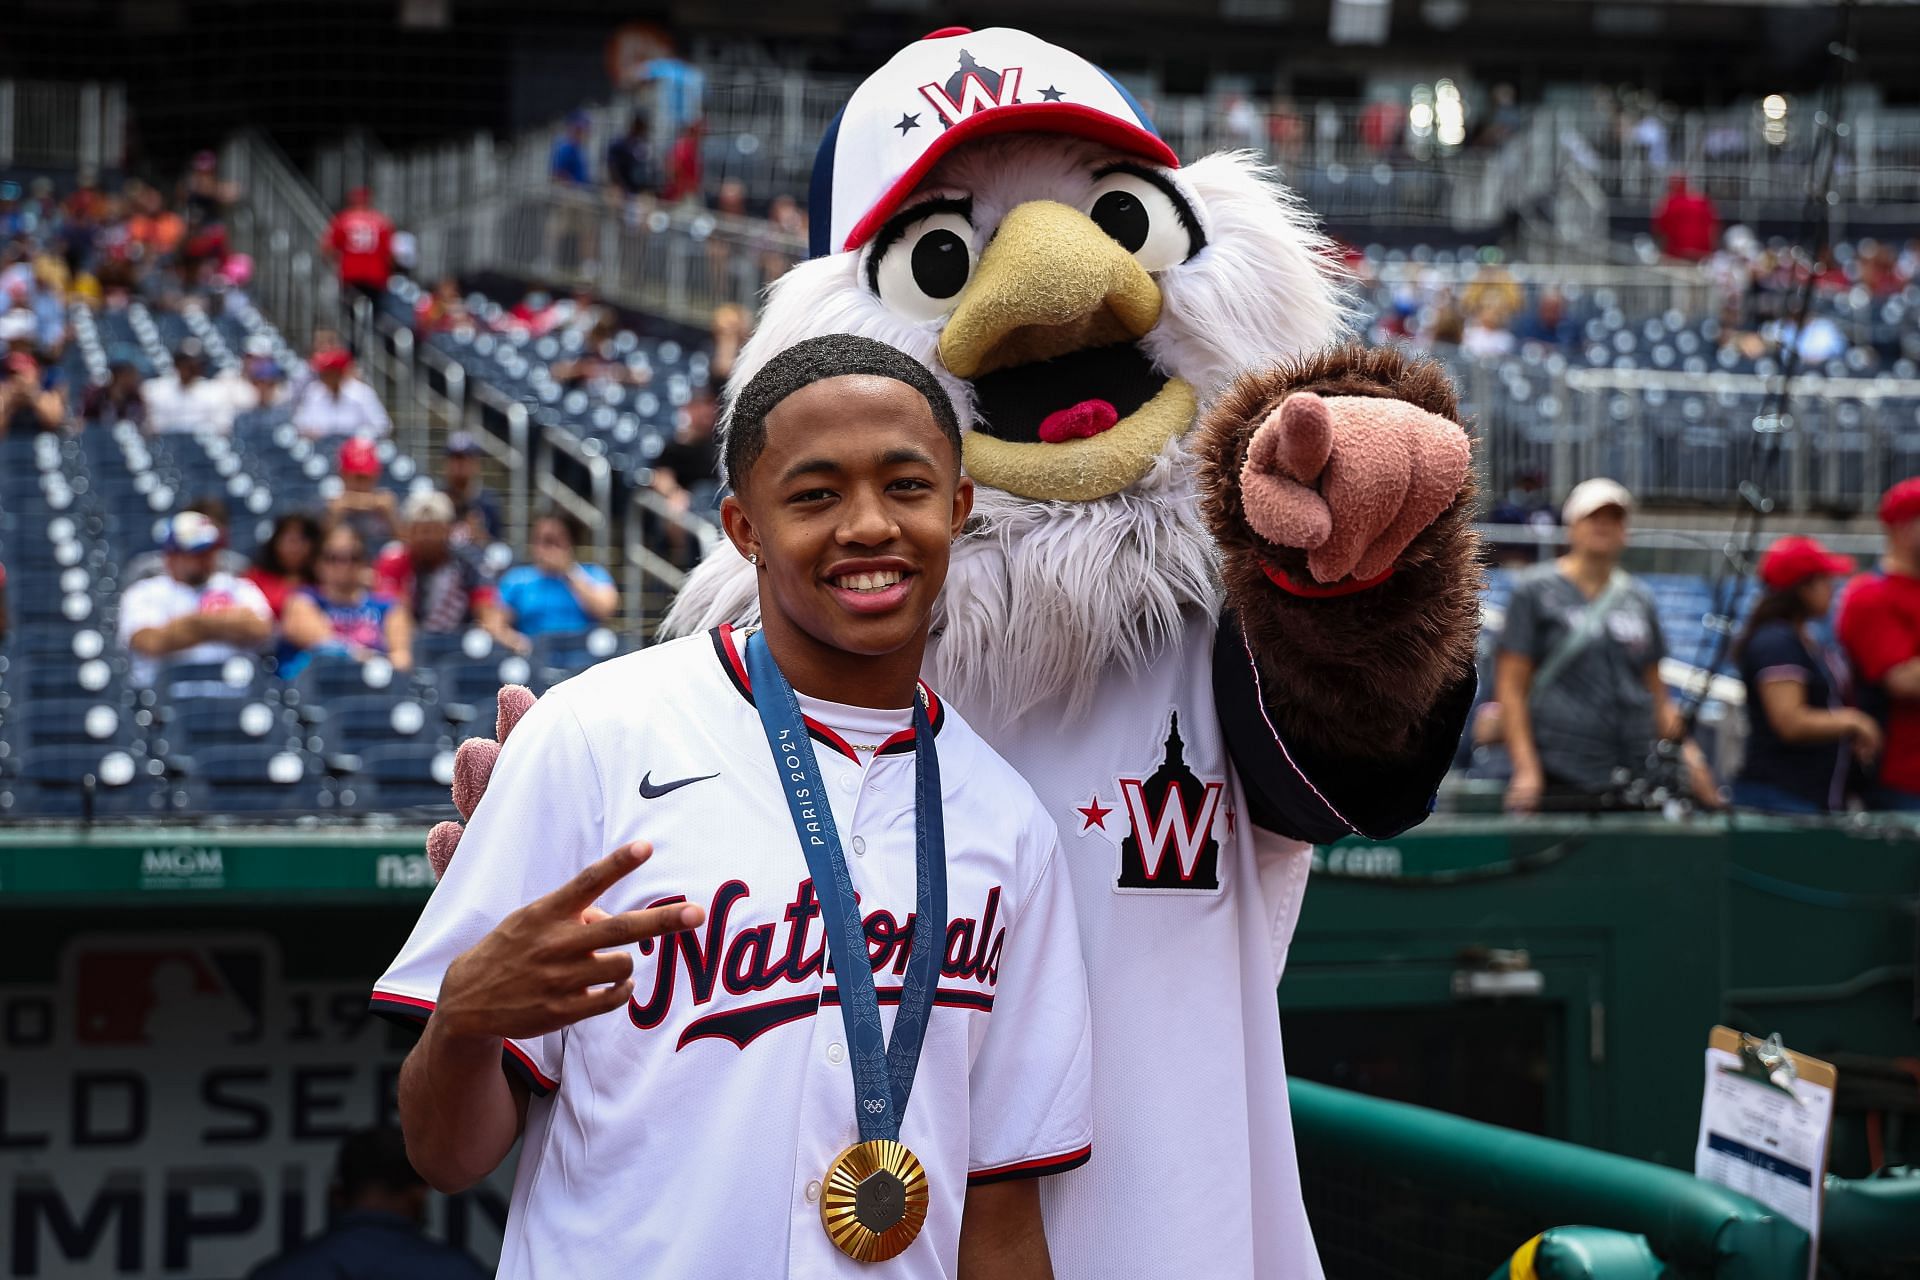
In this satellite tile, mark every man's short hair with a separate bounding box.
[333,1127,424,1201]
[723,334,960,487]
[402,490,456,524]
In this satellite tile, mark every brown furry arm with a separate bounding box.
[1199,344,1481,832]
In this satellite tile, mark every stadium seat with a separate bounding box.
[313,692,441,754]
[353,742,458,811]
[293,652,412,701]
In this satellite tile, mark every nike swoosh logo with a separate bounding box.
[638,771,719,799]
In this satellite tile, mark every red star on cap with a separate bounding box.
[1077,794,1113,831]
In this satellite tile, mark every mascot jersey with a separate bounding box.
[644,25,1487,1279]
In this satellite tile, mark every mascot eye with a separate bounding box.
[871,211,976,322]
[1085,171,1197,272]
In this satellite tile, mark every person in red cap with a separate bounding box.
[1838,478,1920,810]
[1732,536,1879,814]
[328,436,399,553]
[292,348,392,440]
[324,185,396,304]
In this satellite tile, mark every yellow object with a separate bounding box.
[821,1139,930,1263]
[938,199,1194,502]
[1508,1231,1543,1280]
[940,200,1160,379]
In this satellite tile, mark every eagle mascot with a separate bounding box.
[435,26,1480,1278]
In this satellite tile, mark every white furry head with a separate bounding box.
[666,137,1352,718]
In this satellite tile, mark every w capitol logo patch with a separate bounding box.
[918,50,1024,127]
[1073,712,1226,894]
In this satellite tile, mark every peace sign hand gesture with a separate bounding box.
[436,842,705,1042]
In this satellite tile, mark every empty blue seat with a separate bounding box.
[315,692,439,753]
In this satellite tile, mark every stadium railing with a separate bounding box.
[1293,1078,1813,1280]
[222,128,340,353]
[313,69,1920,261]
[0,78,127,172]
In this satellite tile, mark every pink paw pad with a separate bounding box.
[427,821,464,880]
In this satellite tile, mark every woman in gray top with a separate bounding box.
[1495,479,1710,812]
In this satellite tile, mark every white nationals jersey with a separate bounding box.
[373,627,1092,1280]
[939,607,1463,1280]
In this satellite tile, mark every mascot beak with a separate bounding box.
[942,201,1160,378]
[939,200,1197,504]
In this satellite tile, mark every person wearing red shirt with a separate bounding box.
[324,187,396,302]
[1837,477,1920,810]
[661,119,705,204]
[1651,174,1720,262]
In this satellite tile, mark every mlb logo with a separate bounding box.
[71,940,267,1046]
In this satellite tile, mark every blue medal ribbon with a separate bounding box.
[746,631,946,1143]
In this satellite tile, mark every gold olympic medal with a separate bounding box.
[821,1139,930,1263]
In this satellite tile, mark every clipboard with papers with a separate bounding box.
[1693,1026,1836,1279]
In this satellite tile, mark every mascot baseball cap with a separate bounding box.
[810,26,1177,258]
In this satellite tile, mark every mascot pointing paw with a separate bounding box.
[440,27,1479,1278]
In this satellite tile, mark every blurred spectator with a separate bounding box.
[1837,479,1920,811]
[1652,174,1719,262]
[550,285,605,344]
[323,187,395,305]
[4,268,66,353]
[709,303,749,386]
[144,339,234,434]
[1459,262,1523,324]
[759,194,807,282]
[244,510,323,621]
[180,150,232,226]
[282,327,344,402]
[551,311,642,389]
[649,382,721,565]
[1516,288,1574,347]
[126,496,249,584]
[374,491,517,646]
[1496,480,1700,812]
[127,181,185,260]
[414,277,471,334]
[246,1127,485,1280]
[638,54,707,137]
[662,119,705,204]
[81,360,148,428]
[330,437,399,551]
[1,349,62,433]
[498,508,617,639]
[241,355,287,413]
[508,290,558,334]
[443,432,503,547]
[281,522,412,677]
[1461,306,1515,359]
[117,511,272,690]
[1734,537,1878,814]
[1488,469,1556,529]
[606,112,655,204]
[550,112,592,187]
[292,350,392,438]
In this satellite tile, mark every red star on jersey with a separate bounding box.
[1076,794,1113,831]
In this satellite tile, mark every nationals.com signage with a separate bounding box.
[2,921,510,1278]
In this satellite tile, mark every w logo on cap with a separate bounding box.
[918,50,1023,128]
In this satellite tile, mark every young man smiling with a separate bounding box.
[374,334,1091,1278]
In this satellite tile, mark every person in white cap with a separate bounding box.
[1496,479,1712,811]
[117,511,273,689]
